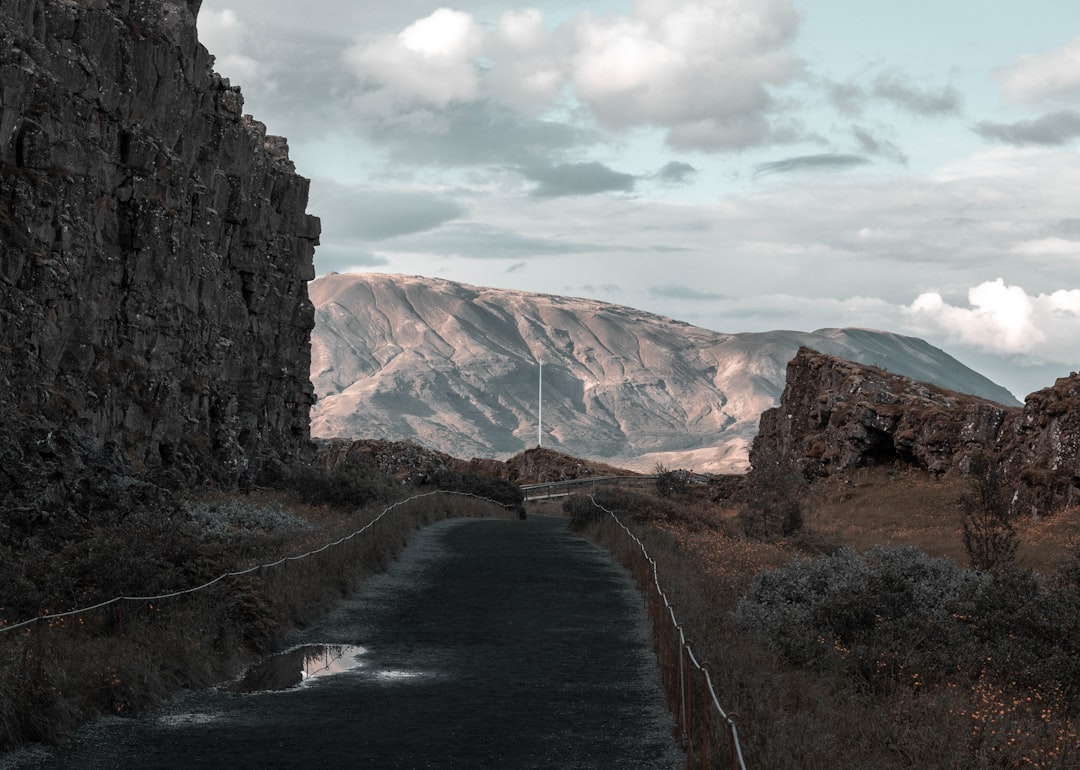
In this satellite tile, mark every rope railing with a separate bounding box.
[0,490,505,636]
[588,494,748,770]
[520,475,657,501]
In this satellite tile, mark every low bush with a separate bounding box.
[652,462,688,498]
[563,488,681,531]
[733,545,1080,709]
[262,457,395,509]
[429,469,525,517]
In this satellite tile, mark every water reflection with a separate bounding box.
[227,644,365,693]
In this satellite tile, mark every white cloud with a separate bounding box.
[997,36,1080,106]
[498,7,546,51]
[903,279,1080,361]
[486,9,564,112]
[197,8,259,81]
[345,9,485,107]
[566,0,801,148]
[1012,237,1080,258]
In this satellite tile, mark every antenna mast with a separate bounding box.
[538,360,543,447]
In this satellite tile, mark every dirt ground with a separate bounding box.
[3,516,682,770]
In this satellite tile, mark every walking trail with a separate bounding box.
[5,515,682,769]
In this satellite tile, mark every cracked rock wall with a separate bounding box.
[752,348,1080,516]
[0,0,320,507]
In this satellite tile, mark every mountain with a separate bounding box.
[309,273,1020,473]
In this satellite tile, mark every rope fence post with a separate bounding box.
[587,494,748,770]
[701,662,713,770]
[678,630,687,749]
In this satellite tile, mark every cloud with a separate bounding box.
[653,161,699,185]
[1013,237,1080,256]
[201,1,811,161]
[1052,218,1080,238]
[311,184,466,241]
[649,284,728,301]
[387,222,620,259]
[576,283,622,296]
[871,72,961,116]
[313,245,390,274]
[344,9,484,108]
[753,153,870,177]
[524,161,637,197]
[851,126,908,165]
[997,36,1080,106]
[485,9,564,113]
[197,8,259,81]
[973,109,1080,146]
[824,72,961,118]
[827,80,867,117]
[903,279,1080,358]
[565,0,802,149]
[369,102,598,168]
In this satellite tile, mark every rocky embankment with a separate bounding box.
[752,348,1080,516]
[318,440,635,487]
[0,0,320,513]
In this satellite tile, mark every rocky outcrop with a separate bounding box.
[317,439,636,487]
[1004,374,1080,515]
[751,348,1080,516]
[0,0,320,510]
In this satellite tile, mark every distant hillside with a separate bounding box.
[309,273,1020,473]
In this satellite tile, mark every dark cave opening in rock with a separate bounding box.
[864,426,904,466]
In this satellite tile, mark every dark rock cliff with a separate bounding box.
[0,0,320,510]
[752,348,1080,516]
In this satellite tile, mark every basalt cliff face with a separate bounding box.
[0,0,320,510]
[752,348,1080,516]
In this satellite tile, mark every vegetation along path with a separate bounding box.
[7,516,681,769]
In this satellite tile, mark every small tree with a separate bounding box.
[653,462,688,498]
[740,453,804,538]
[960,453,1017,571]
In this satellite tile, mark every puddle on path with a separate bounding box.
[226,644,366,693]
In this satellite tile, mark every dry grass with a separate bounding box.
[800,466,1080,574]
[576,467,1080,769]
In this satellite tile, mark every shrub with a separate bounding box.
[740,453,804,538]
[263,458,395,509]
[733,545,1080,708]
[564,487,690,531]
[429,470,525,517]
[653,462,688,498]
[734,546,983,681]
[563,493,606,531]
[959,453,1017,571]
[182,498,312,539]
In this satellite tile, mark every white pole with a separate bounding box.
[538,360,542,447]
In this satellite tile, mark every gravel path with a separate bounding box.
[4,515,682,769]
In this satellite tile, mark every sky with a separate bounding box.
[197,0,1080,401]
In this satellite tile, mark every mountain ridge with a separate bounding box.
[310,272,1020,473]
